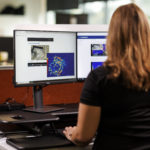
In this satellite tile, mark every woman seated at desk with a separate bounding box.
[64,3,150,150]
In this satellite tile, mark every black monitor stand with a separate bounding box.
[24,85,64,113]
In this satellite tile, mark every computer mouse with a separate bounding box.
[11,115,23,119]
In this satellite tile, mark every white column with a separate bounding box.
[38,0,47,24]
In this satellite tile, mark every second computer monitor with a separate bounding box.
[77,32,107,80]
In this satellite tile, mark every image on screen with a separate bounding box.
[91,62,103,70]
[91,44,106,56]
[47,53,74,77]
[31,45,49,60]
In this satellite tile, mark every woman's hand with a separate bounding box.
[63,126,77,141]
[63,103,101,146]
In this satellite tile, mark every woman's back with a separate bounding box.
[63,3,150,150]
[85,67,150,150]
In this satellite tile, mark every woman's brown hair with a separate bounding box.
[104,3,150,91]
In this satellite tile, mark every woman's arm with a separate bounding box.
[63,103,101,146]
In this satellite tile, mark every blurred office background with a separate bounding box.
[0,0,149,66]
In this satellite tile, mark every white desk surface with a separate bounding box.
[0,138,16,150]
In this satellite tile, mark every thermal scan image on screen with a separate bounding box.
[47,53,74,77]
[91,44,106,56]
[91,62,103,70]
[31,45,49,60]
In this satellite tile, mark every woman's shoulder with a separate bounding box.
[88,66,109,84]
[92,66,108,78]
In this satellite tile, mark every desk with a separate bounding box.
[0,110,59,124]
[0,103,84,150]
[0,103,78,124]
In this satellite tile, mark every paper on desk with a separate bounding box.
[0,138,16,150]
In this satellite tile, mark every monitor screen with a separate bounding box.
[14,30,77,86]
[77,32,107,80]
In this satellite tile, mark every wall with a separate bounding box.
[0,69,83,106]
[0,0,46,36]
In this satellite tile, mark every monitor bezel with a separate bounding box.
[13,29,77,87]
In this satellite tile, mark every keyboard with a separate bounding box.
[7,134,73,150]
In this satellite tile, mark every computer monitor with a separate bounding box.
[14,30,77,113]
[77,32,107,80]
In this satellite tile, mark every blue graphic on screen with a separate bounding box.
[91,44,106,56]
[47,53,74,77]
[91,62,103,70]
